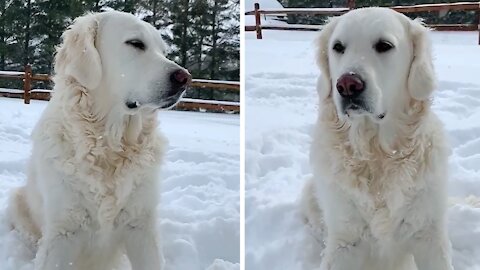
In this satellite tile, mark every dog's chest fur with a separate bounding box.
[337,148,424,239]
[313,103,438,240]
[73,135,163,229]
[36,88,165,230]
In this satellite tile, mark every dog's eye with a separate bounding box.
[126,39,146,51]
[333,42,345,54]
[374,40,394,53]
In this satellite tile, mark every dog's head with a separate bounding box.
[55,11,191,111]
[316,7,435,122]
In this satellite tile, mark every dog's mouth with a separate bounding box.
[345,102,363,112]
[125,89,186,111]
[342,98,369,114]
[342,98,386,120]
[158,89,187,110]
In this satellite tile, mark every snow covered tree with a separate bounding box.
[0,0,24,71]
[0,0,240,102]
[159,0,239,100]
[206,0,240,80]
[139,0,170,29]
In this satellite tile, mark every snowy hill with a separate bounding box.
[0,99,240,270]
[246,30,480,270]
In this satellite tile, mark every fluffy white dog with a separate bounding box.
[302,7,453,270]
[8,11,191,270]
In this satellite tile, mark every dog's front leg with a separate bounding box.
[33,186,89,270]
[317,181,369,270]
[125,219,163,270]
[34,228,85,270]
[320,235,368,270]
[412,225,453,270]
[319,205,368,270]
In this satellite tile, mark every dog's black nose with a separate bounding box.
[336,73,365,97]
[170,69,192,88]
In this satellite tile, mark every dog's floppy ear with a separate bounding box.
[315,17,338,101]
[407,19,436,101]
[55,13,102,89]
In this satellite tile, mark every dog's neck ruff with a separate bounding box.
[34,75,166,229]
[51,76,161,148]
[314,98,438,201]
[321,98,431,160]
[312,98,447,240]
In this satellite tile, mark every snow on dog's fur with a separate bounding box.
[8,11,191,270]
[302,8,453,270]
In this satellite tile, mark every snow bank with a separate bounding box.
[246,30,480,270]
[0,98,239,270]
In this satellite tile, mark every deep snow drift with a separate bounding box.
[0,98,239,270]
[246,30,480,270]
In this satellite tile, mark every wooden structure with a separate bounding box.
[246,1,480,44]
[0,65,240,113]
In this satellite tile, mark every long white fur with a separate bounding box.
[303,8,454,270]
[7,11,184,270]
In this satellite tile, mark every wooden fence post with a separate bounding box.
[347,0,355,9]
[254,2,263,39]
[477,4,480,45]
[23,64,31,104]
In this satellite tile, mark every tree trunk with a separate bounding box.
[210,0,218,79]
[152,0,157,28]
[23,0,31,66]
[0,0,5,70]
[180,0,189,67]
[95,0,100,11]
[197,35,203,73]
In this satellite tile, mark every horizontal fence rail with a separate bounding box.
[0,65,240,113]
[246,1,480,44]
[246,2,480,15]
[190,79,240,91]
[245,7,350,16]
[390,2,480,13]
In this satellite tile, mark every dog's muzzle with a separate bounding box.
[124,69,192,110]
[336,73,365,98]
[337,73,370,113]
[159,69,192,109]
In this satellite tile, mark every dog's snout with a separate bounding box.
[170,69,192,88]
[336,74,365,97]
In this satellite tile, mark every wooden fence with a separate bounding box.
[246,1,480,44]
[0,65,240,113]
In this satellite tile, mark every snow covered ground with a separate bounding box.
[245,30,480,270]
[0,98,239,270]
[244,0,287,27]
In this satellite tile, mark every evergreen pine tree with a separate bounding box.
[0,0,240,103]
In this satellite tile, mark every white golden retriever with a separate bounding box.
[302,7,453,270]
[8,11,191,270]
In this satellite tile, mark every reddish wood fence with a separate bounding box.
[246,1,480,44]
[0,65,240,113]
